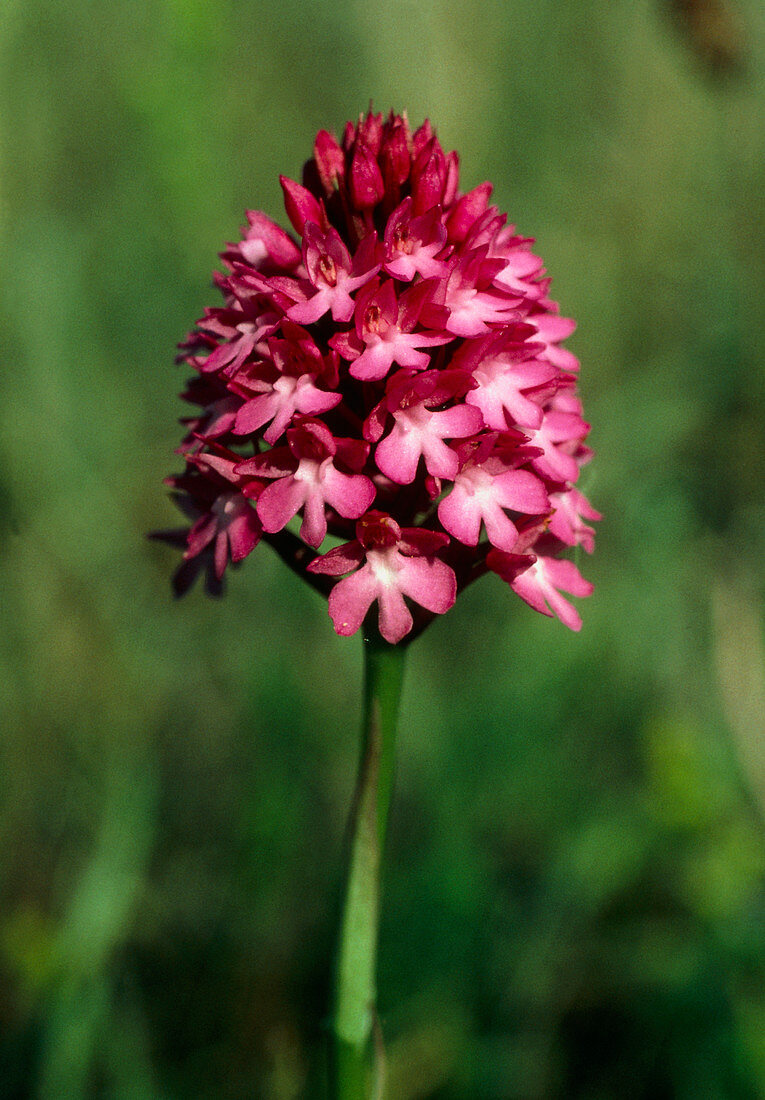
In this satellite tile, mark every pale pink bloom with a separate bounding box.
[308,512,456,644]
[487,224,546,300]
[383,198,448,281]
[235,420,375,548]
[548,487,601,552]
[524,408,591,484]
[231,326,341,444]
[331,278,451,382]
[437,250,522,337]
[451,331,558,430]
[365,371,483,484]
[528,308,580,373]
[437,437,550,551]
[286,224,380,325]
[488,551,593,631]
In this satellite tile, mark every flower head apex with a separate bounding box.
[158,109,598,641]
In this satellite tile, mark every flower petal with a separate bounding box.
[328,567,380,636]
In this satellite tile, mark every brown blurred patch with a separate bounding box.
[667,0,748,75]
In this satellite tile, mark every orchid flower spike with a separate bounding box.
[156,110,599,641]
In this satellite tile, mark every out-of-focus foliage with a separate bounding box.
[1,0,764,1096]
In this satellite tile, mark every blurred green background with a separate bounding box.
[1,1,764,1096]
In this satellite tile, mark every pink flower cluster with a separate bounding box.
[157,110,599,643]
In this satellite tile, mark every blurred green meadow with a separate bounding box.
[1,0,764,1096]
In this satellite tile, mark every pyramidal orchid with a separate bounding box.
[153,110,598,1099]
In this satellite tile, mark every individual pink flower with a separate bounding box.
[153,456,263,596]
[437,435,550,551]
[488,550,594,632]
[450,330,560,430]
[330,278,451,382]
[487,224,547,301]
[231,324,342,444]
[365,370,483,484]
[524,407,591,483]
[157,110,598,641]
[192,299,279,378]
[235,419,376,548]
[528,307,581,373]
[177,376,240,452]
[547,487,601,552]
[285,224,381,325]
[307,512,456,643]
[383,198,448,281]
[186,491,262,581]
[222,210,302,273]
[433,249,522,338]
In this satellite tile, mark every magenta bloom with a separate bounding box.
[157,110,598,640]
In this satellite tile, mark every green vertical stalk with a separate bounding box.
[329,630,407,1099]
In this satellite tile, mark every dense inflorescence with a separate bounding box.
[156,110,599,643]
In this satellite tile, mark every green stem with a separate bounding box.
[330,630,407,1099]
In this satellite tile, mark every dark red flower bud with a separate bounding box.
[279,176,324,235]
[349,143,385,210]
[411,138,446,215]
[313,130,346,194]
